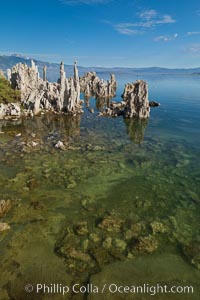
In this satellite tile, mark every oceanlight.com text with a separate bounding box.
[24,283,194,296]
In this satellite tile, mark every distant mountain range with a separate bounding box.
[1,54,200,82]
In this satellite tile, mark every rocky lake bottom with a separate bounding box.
[0,74,200,299]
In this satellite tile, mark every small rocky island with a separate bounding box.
[0,60,158,120]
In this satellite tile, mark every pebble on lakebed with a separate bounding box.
[150,221,169,234]
[54,140,66,150]
[74,221,89,236]
[0,199,12,217]
[98,215,124,232]
[0,222,10,232]
[132,235,158,254]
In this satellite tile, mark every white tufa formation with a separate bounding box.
[7,60,82,116]
[80,72,117,99]
[123,80,150,119]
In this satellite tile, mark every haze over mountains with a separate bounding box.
[0,55,200,82]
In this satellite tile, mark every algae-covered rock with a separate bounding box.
[133,235,158,254]
[30,200,45,210]
[150,221,168,235]
[98,215,124,233]
[0,222,10,232]
[90,247,113,265]
[81,239,89,251]
[102,237,113,250]
[113,238,127,252]
[67,179,77,189]
[64,247,91,262]
[89,233,101,244]
[0,199,11,217]
[75,221,89,236]
[124,222,144,240]
[183,242,200,269]
[27,178,38,190]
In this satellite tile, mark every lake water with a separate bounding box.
[0,73,200,299]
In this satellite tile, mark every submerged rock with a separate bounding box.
[113,238,127,252]
[30,200,45,210]
[150,221,168,235]
[98,215,124,233]
[0,199,12,217]
[15,133,22,137]
[124,222,144,240]
[88,108,95,114]
[133,235,158,253]
[89,233,101,244]
[182,242,200,269]
[27,141,39,147]
[0,222,10,232]
[102,237,113,250]
[74,221,89,236]
[54,140,65,150]
[66,248,91,262]
[90,247,113,265]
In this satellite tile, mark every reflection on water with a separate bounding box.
[95,97,111,111]
[124,118,148,144]
[0,74,200,300]
[0,113,81,142]
[84,94,113,111]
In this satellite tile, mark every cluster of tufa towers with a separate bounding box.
[7,60,82,116]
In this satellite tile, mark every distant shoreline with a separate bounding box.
[1,55,200,77]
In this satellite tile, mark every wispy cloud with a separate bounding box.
[59,0,110,5]
[187,31,200,36]
[186,44,200,54]
[137,10,175,28]
[154,33,178,42]
[113,9,176,35]
[139,9,157,20]
[114,24,143,36]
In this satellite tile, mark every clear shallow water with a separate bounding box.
[0,74,200,299]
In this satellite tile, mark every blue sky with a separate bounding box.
[0,0,200,67]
